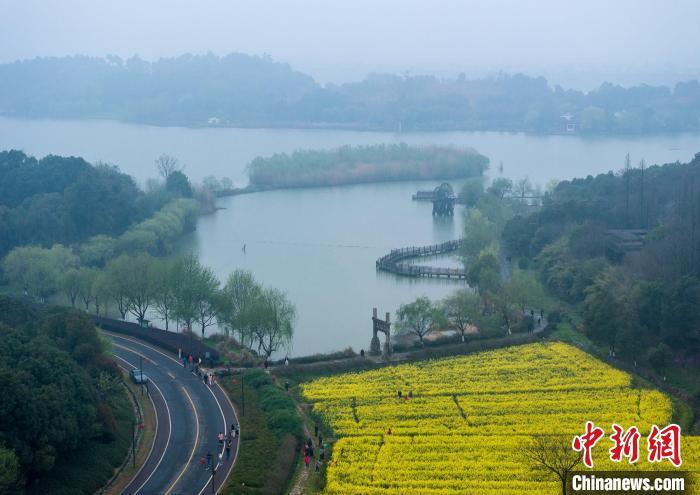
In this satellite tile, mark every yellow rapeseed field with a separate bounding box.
[301,342,699,494]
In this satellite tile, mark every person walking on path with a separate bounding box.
[217,432,225,445]
[188,354,193,369]
[226,438,232,459]
[304,453,311,469]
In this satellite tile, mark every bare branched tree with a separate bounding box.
[155,153,182,179]
[514,176,533,200]
[523,435,583,495]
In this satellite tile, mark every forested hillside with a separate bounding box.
[0,297,132,494]
[0,150,197,258]
[503,153,700,370]
[1,54,699,134]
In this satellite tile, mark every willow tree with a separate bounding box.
[152,258,178,330]
[252,288,295,358]
[194,266,221,338]
[219,270,261,344]
[442,289,480,342]
[396,296,446,347]
[172,255,203,333]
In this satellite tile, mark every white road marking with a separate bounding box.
[105,331,240,493]
[114,359,160,492]
[112,351,172,494]
[164,386,200,495]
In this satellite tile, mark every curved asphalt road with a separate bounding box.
[106,332,238,495]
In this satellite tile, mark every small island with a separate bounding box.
[246,143,489,189]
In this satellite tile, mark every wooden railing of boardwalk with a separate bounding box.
[376,239,466,279]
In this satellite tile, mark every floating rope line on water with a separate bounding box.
[238,239,378,249]
[236,239,463,251]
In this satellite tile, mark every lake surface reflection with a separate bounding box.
[1,117,697,355]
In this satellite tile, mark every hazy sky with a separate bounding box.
[1,0,699,88]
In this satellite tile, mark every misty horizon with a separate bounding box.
[2,51,700,93]
[1,0,699,90]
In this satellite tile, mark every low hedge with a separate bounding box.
[272,347,357,366]
[222,369,302,495]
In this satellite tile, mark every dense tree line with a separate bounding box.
[0,150,200,258]
[1,198,198,301]
[0,297,126,493]
[248,144,489,188]
[503,153,700,372]
[0,151,142,256]
[1,249,296,358]
[1,54,699,134]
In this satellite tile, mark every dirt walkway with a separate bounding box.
[288,402,313,495]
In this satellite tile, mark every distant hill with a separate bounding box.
[1,53,699,134]
[0,53,317,125]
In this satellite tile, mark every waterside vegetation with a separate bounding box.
[247,144,489,189]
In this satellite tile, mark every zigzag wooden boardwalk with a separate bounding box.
[376,239,466,279]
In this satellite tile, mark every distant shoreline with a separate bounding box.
[214,175,482,198]
[3,114,700,138]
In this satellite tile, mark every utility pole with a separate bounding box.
[639,158,646,228]
[241,371,245,416]
[140,355,145,396]
[132,418,136,468]
[624,153,631,227]
[211,465,217,494]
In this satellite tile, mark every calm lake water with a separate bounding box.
[1,116,698,355]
